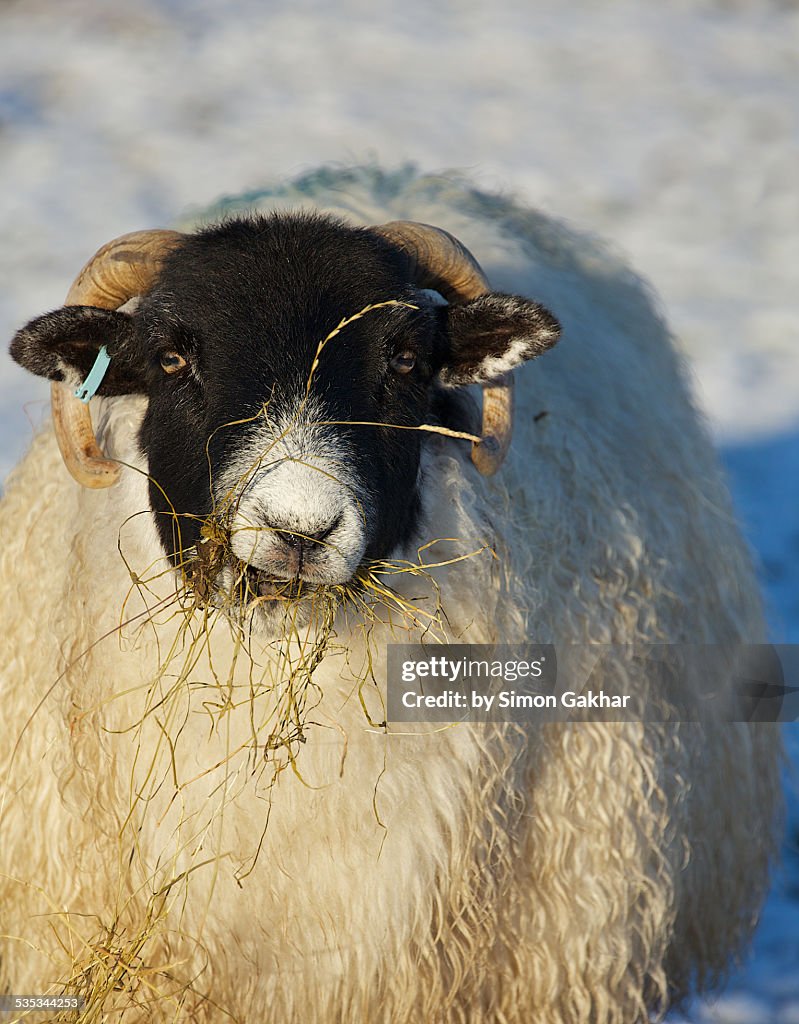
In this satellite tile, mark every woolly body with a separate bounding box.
[0,167,781,1022]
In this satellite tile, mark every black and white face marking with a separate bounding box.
[10,212,560,633]
[135,217,441,591]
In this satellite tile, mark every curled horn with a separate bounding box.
[52,230,183,488]
[373,220,512,476]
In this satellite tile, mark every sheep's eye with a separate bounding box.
[159,351,187,374]
[390,350,416,374]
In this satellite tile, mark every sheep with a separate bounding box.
[0,165,782,1023]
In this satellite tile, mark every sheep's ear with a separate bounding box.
[9,306,146,396]
[437,294,560,387]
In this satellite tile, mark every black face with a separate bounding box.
[10,212,560,603]
[134,216,443,563]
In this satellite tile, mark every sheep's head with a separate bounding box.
[10,214,559,631]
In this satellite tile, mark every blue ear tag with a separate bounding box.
[74,345,112,403]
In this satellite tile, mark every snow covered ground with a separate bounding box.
[1,0,797,1017]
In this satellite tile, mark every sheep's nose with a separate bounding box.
[274,518,339,556]
[226,461,367,585]
[261,514,343,578]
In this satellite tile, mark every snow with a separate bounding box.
[1,0,797,1017]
